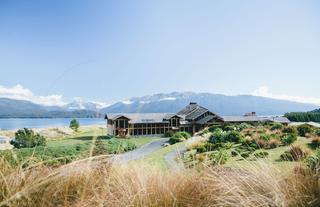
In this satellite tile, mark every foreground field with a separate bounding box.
[0,156,319,207]
[0,125,156,166]
[0,124,319,207]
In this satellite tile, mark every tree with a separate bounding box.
[10,128,46,148]
[69,119,80,132]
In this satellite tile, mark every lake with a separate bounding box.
[0,118,106,131]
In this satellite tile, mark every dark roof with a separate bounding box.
[107,113,170,124]
[196,115,215,125]
[222,116,290,124]
[177,103,210,121]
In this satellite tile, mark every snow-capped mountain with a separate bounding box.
[100,92,318,116]
[63,99,108,111]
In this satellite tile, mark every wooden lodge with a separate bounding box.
[105,102,290,137]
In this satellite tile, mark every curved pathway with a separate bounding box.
[113,138,169,164]
[164,145,186,170]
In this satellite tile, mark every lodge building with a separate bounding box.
[105,102,290,137]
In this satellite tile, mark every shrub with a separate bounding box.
[315,129,320,136]
[281,133,297,145]
[305,149,320,171]
[194,143,206,153]
[210,150,229,165]
[254,151,269,158]
[297,124,313,137]
[259,133,271,141]
[280,146,307,161]
[271,122,283,131]
[209,130,225,144]
[223,124,236,132]
[164,130,174,138]
[224,131,244,143]
[268,139,280,149]
[282,126,298,136]
[197,154,206,162]
[240,152,250,158]
[238,123,251,131]
[208,125,223,132]
[256,139,268,148]
[310,137,320,148]
[69,119,80,132]
[176,131,191,139]
[10,128,46,148]
[231,150,238,157]
[169,137,182,145]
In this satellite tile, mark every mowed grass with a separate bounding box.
[0,126,156,167]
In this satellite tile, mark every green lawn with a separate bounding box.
[0,130,156,167]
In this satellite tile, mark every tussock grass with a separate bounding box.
[0,156,319,207]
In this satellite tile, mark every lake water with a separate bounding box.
[0,118,106,131]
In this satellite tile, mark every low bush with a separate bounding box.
[176,131,191,139]
[297,124,313,137]
[224,131,244,143]
[281,133,297,145]
[315,129,320,136]
[310,137,320,148]
[169,137,182,145]
[259,133,271,141]
[223,124,237,132]
[210,150,229,165]
[240,152,250,158]
[208,125,222,132]
[305,149,320,172]
[168,132,190,144]
[280,146,307,161]
[254,151,269,158]
[238,123,251,131]
[209,129,225,144]
[282,126,298,136]
[256,139,268,148]
[271,122,283,131]
[268,139,280,149]
[164,130,175,138]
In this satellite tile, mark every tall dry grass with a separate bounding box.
[0,156,319,207]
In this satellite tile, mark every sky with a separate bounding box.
[0,0,320,106]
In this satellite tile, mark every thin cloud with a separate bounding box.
[0,84,66,106]
[252,86,320,106]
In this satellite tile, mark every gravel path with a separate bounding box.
[113,138,169,164]
[164,145,186,171]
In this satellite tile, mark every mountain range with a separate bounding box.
[0,92,318,118]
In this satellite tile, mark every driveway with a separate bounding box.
[164,145,186,171]
[113,138,169,164]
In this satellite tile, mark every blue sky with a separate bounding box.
[0,0,320,105]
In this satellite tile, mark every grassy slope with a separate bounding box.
[131,142,184,170]
[0,126,156,166]
[182,136,314,172]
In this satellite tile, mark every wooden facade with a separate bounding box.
[105,103,223,137]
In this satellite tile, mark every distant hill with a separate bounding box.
[0,98,102,118]
[0,92,318,118]
[100,92,318,116]
[311,108,320,113]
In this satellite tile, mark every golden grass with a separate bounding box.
[0,156,319,207]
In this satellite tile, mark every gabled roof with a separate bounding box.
[177,103,210,121]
